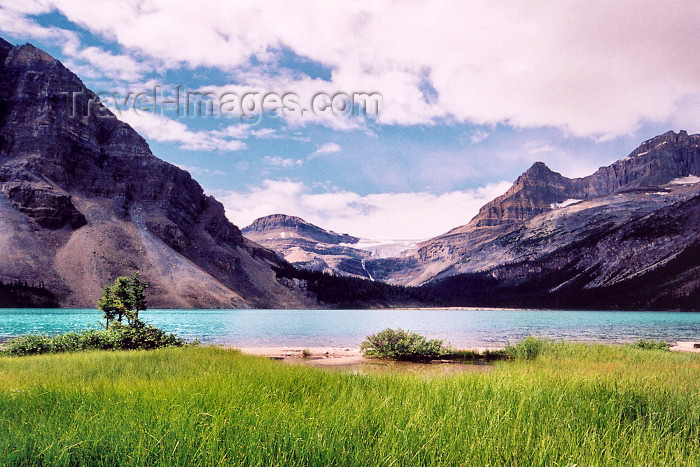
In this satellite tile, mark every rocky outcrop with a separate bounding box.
[424,188,700,310]
[1,181,86,229]
[573,130,700,196]
[0,38,314,308]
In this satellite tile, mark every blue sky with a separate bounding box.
[2,1,699,239]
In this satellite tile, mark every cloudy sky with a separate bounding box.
[2,1,700,240]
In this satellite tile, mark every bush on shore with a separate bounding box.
[361,328,444,361]
[629,339,670,351]
[361,328,511,362]
[1,325,192,357]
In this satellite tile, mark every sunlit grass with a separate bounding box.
[0,343,699,465]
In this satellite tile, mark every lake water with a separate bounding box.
[1,308,699,347]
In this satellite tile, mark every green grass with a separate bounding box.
[1,343,699,465]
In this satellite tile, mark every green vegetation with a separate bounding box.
[98,272,148,329]
[629,339,670,351]
[2,327,188,356]
[2,273,191,356]
[361,328,507,362]
[1,344,699,465]
[361,328,444,360]
[0,278,58,308]
[505,335,547,360]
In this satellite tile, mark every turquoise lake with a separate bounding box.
[1,308,699,347]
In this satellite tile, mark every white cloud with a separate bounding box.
[308,142,342,160]
[116,112,247,152]
[212,179,512,240]
[174,164,225,176]
[263,156,303,168]
[250,128,277,138]
[6,0,699,137]
[313,142,341,155]
[470,130,489,144]
[0,2,147,81]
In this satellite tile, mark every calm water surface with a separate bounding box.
[1,308,699,347]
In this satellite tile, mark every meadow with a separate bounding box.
[0,343,699,466]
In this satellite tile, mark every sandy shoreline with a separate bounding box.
[669,342,700,353]
[238,347,367,366]
[236,341,700,368]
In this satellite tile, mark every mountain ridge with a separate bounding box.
[461,130,700,231]
[0,37,314,308]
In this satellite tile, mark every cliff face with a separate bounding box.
[574,130,700,196]
[0,38,314,308]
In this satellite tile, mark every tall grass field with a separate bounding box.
[1,343,699,465]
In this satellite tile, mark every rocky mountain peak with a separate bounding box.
[574,130,700,197]
[243,214,359,245]
[12,43,55,64]
[518,162,564,184]
[466,161,571,228]
[460,131,700,230]
[628,130,693,158]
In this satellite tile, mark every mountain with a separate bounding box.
[0,38,316,309]
[2,38,697,311]
[242,214,375,279]
[243,214,359,245]
[365,130,700,309]
[456,130,700,231]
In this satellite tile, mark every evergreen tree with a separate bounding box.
[98,273,148,329]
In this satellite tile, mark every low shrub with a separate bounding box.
[629,339,670,351]
[361,328,444,361]
[110,323,186,351]
[2,326,189,357]
[2,334,54,356]
[505,336,548,361]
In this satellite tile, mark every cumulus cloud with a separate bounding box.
[4,0,699,137]
[313,143,341,155]
[263,156,303,168]
[0,2,147,81]
[117,112,247,152]
[212,179,512,240]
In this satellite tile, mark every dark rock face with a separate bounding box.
[0,38,313,308]
[1,181,86,229]
[425,191,700,311]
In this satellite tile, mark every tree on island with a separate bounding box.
[98,273,148,329]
